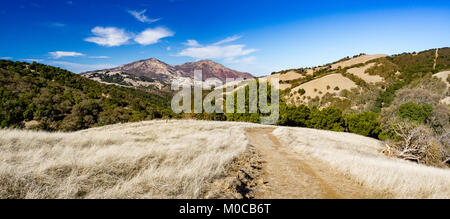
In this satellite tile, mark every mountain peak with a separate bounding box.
[146,58,161,62]
[81,58,255,87]
[176,59,254,80]
[197,59,215,63]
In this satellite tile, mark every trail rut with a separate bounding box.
[246,128,376,199]
[433,48,439,70]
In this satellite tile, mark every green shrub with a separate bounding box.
[345,112,381,138]
[397,102,433,123]
[307,107,345,132]
[279,105,310,127]
[298,88,306,95]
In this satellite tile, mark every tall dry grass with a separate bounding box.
[273,127,450,199]
[2,120,449,199]
[0,120,255,199]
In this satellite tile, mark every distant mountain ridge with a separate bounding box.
[82,58,254,89]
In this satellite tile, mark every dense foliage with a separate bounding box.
[307,107,345,132]
[397,102,433,123]
[0,60,173,131]
[279,105,310,127]
[345,112,382,138]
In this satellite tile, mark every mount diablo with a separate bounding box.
[82,58,254,89]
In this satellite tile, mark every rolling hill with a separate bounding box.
[0,60,173,131]
[263,48,450,112]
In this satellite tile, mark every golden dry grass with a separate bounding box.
[0,120,257,199]
[347,63,384,84]
[290,73,358,100]
[1,120,449,199]
[273,127,450,199]
[264,71,304,82]
[331,54,387,69]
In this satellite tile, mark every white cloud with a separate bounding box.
[128,9,161,23]
[1,57,12,60]
[85,27,132,47]
[134,27,174,45]
[213,35,241,46]
[183,39,201,47]
[49,51,85,59]
[178,44,256,59]
[178,35,256,61]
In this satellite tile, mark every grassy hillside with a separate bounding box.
[262,49,450,117]
[0,60,173,131]
[0,120,252,199]
[1,120,448,199]
[217,48,450,166]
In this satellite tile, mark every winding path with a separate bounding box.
[246,128,375,199]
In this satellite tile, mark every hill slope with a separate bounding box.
[264,48,450,112]
[1,120,448,199]
[0,60,172,131]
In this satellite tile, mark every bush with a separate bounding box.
[429,104,450,133]
[345,112,381,138]
[279,105,310,127]
[397,102,433,123]
[386,120,447,166]
[307,107,344,132]
[298,88,306,95]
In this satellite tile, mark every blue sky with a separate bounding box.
[0,0,450,76]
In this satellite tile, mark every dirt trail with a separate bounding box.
[246,128,375,199]
[433,48,439,70]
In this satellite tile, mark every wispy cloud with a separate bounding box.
[49,61,116,73]
[128,9,161,24]
[85,27,132,47]
[183,39,201,47]
[1,57,12,60]
[22,59,44,63]
[46,22,66,28]
[88,56,110,59]
[134,27,174,45]
[178,35,256,61]
[213,35,241,46]
[224,56,256,64]
[179,44,256,59]
[49,51,85,59]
